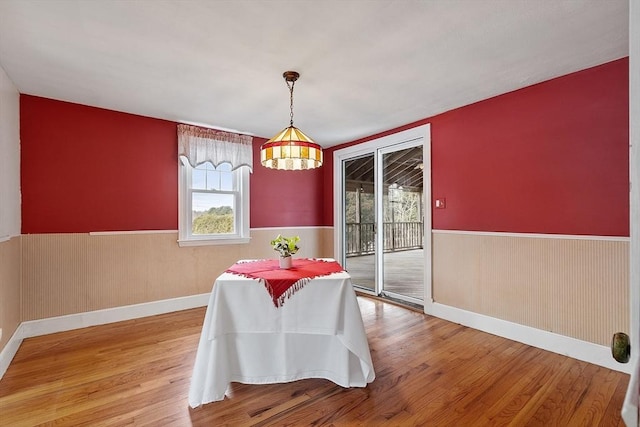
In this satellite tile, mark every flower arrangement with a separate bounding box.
[270,234,300,258]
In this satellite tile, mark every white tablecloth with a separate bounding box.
[188,268,376,407]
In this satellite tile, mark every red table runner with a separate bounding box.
[225,258,345,307]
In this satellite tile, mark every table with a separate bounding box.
[188,260,375,407]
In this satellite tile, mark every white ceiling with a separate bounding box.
[0,0,629,147]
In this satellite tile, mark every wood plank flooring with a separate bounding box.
[0,297,629,426]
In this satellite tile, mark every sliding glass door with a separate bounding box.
[343,154,376,293]
[337,129,428,306]
[380,145,424,303]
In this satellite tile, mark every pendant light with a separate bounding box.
[260,71,323,170]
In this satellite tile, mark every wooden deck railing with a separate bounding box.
[345,222,423,256]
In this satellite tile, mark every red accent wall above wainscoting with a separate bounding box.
[21,57,628,236]
[20,96,325,233]
[250,136,324,228]
[21,96,178,233]
[325,58,629,236]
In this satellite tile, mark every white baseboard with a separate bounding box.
[0,293,210,379]
[0,327,24,380]
[424,301,631,374]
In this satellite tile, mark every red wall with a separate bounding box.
[21,58,628,236]
[20,96,324,233]
[21,97,178,233]
[325,58,629,236]
[250,137,324,228]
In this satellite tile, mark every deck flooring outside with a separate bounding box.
[345,248,424,301]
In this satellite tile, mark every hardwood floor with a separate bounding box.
[0,297,629,426]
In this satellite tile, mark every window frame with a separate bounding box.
[178,159,250,246]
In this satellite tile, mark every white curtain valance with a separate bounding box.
[178,124,253,172]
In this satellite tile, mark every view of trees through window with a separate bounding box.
[345,187,421,224]
[190,162,235,235]
[192,205,234,235]
[385,187,421,223]
[345,186,422,255]
[345,191,375,223]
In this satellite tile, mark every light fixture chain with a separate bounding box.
[288,79,295,126]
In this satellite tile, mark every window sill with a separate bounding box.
[178,236,251,247]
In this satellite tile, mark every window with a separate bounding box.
[177,124,252,246]
[179,160,250,245]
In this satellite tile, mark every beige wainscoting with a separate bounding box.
[0,236,21,350]
[433,231,629,346]
[21,228,332,321]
